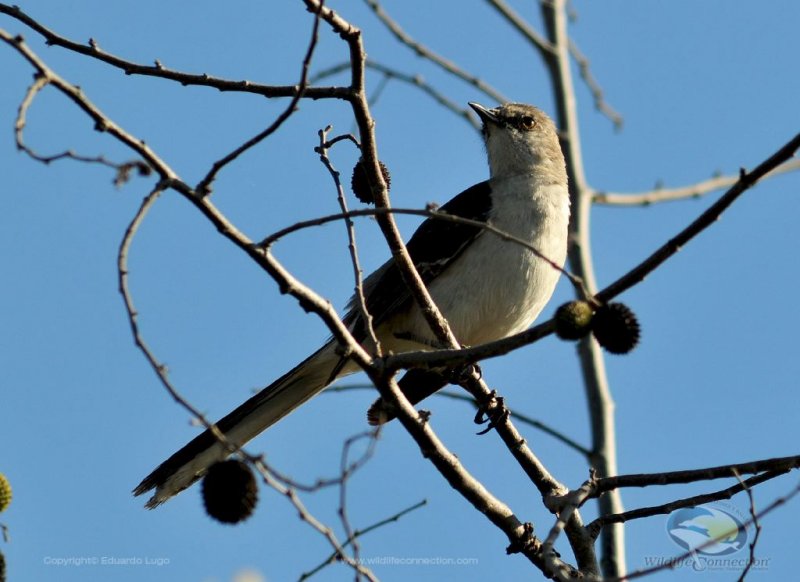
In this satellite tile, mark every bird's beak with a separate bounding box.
[469,102,499,125]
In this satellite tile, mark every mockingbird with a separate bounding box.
[135,102,570,508]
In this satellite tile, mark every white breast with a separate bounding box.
[382,177,569,351]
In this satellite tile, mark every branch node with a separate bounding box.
[505,522,538,555]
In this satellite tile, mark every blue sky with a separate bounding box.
[1,2,799,581]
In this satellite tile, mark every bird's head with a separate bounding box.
[469,102,566,184]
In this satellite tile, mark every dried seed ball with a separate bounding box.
[351,158,391,204]
[0,473,11,513]
[592,302,641,355]
[202,460,258,524]
[554,300,594,340]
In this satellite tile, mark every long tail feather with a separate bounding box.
[134,341,347,508]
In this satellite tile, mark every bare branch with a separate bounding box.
[314,126,382,355]
[586,470,785,538]
[248,456,379,581]
[484,0,555,57]
[540,0,624,575]
[613,478,800,582]
[336,430,381,574]
[597,133,800,303]
[362,0,509,104]
[195,1,325,195]
[301,499,427,580]
[312,59,480,129]
[593,158,800,206]
[540,477,597,579]
[734,469,762,582]
[591,454,800,496]
[435,389,593,458]
[0,3,347,100]
[0,29,180,183]
[568,39,623,130]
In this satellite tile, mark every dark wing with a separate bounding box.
[344,180,493,341]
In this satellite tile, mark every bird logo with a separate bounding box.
[666,505,747,556]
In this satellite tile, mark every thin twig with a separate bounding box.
[540,0,624,575]
[338,430,381,576]
[118,187,366,576]
[591,454,800,497]
[326,384,592,457]
[248,456,379,582]
[586,470,786,537]
[540,477,597,579]
[315,126,381,355]
[301,499,427,580]
[362,0,509,104]
[611,478,800,582]
[733,469,762,582]
[484,0,555,57]
[311,59,479,129]
[568,39,623,130]
[258,206,582,291]
[435,390,592,458]
[593,158,800,206]
[0,3,347,100]
[597,134,800,303]
[195,0,324,195]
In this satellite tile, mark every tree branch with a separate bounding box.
[484,0,555,58]
[593,159,800,206]
[363,0,509,104]
[0,3,347,99]
[596,133,800,303]
[311,59,480,130]
[194,0,325,195]
[586,469,786,537]
[591,454,800,496]
[568,39,623,130]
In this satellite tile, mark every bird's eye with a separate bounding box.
[519,115,536,130]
